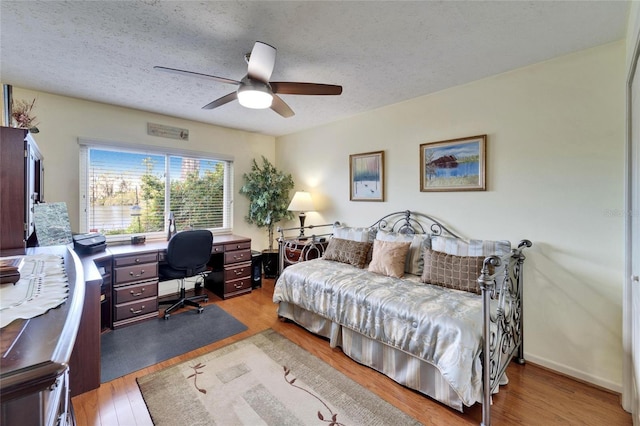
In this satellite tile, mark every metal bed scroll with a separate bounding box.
[276,222,337,276]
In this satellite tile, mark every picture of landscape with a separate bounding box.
[350,151,384,201]
[420,135,486,191]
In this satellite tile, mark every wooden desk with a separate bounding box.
[61,233,251,398]
[0,246,85,425]
[85,234,252,330]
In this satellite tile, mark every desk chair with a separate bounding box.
[159,229,213,320]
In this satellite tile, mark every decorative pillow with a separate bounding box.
[421,248,485,294]
[368,240,411,278]
[376,229,431,275]
[431,235,511,256]
[323,238,373,269]
[332,224,376,242]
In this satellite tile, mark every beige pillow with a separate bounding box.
[323,238,373,269]
[421,248,485,294]
[376,229,431,275]
[368,240,411,278]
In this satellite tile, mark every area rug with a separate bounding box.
[101,304,247,383]
[137,329,421,426]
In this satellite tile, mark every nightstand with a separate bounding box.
[280,238,329,272]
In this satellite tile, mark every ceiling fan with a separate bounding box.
[154,41,342,118]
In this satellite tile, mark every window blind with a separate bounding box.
[79,142,233,237]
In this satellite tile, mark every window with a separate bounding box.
[79,142,233,239]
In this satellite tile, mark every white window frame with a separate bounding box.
[79,138,234,242]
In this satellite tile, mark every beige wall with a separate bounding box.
[623,0,640,414]
[5,88,277,250]
[276,42,626,391]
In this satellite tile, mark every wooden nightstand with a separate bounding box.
[280,238,329,271]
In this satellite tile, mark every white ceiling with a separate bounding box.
[0,1,630,137]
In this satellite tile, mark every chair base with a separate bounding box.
[160,280,208,320]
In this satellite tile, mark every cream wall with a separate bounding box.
[276,42,626,391]
[623,1,640,414]
[4,88,276,250]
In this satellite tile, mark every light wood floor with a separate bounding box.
[72,278,632,425]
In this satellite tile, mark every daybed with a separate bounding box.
[273,211,531,426]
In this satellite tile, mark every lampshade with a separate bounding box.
[288,191,314,212]
[237,85,273,109]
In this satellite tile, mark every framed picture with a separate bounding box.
[350,150,384,201]
[420,135,486,192]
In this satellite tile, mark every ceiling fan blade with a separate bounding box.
[202,92,238,110]
[154,66,240,86]
[247,42,276,83]
[270,95,295,118]
[271,82,342,96]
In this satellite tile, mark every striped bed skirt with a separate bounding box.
[277,301,466,411]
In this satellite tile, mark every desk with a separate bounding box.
[83,234,251,331]
[67,234,251,397]
[1,246,85,425]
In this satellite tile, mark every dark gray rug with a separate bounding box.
[101,304,247,383]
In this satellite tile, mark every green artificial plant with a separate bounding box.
[239,156,294,250]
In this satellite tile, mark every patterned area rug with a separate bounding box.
[137,329,421,426]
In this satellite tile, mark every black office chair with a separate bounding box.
[159,229,213,320]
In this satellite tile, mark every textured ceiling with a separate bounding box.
[0,1,629,137]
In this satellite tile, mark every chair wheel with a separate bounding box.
[164,313,170,320]
[203,298,209,303]
[197,307,204,314]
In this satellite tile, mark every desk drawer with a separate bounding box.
[224,249,251,265]
[224,241,251,252]
[114,297,158,322]
[224,261,251,281]
[212,244,224,254]
[224,276,252,294]
[114,252,158,267]
[115,262,158,285]
[114,280,158,304]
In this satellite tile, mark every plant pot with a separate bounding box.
[262,249,279,279]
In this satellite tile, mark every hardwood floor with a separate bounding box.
[72,278,632,425]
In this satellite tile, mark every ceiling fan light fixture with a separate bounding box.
[237,84,273,109]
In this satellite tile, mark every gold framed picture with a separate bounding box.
[420,135,486,192]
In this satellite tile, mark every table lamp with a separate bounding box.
[287,191,315,237]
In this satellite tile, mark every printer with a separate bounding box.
[72,233,107,255]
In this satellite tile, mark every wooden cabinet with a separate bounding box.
[112,251,159,328]
[280,238,329,271]
[0,126,43,255]
[206,236,252,299]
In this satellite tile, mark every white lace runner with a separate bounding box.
[0,254,69,328]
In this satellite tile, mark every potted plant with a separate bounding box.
[239,156,294,278]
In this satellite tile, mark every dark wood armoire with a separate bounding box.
[0,126,44,255]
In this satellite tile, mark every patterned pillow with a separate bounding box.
[323,238,373,269]
[376,229,431,275]
[421,248,485,294]
[368,240,411,278]
[430,235,511,256]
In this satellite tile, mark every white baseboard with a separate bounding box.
[525,352,622,394]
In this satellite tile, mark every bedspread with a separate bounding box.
[273,258,485,406]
